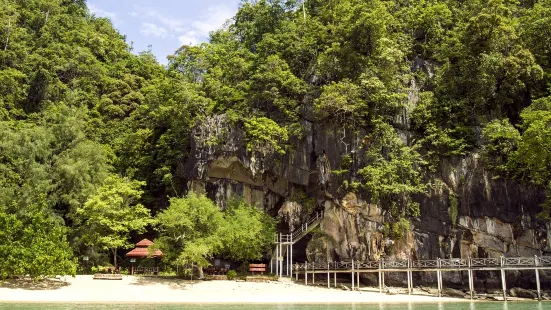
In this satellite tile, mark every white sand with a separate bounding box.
[0,276,468,304]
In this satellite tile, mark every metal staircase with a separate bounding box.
[291,211,324,243]
[271,211,324,277]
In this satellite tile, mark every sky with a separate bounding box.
[87,0,242,64]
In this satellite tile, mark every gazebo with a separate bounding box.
[126,238,163,275]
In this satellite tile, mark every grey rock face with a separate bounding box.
[183,114,549,289]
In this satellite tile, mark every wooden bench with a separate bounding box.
[134,267,159,275]
[93,273,123,280]
[249,264,266,275]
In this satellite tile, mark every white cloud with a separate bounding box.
[178,5,235,46]
[140,22,168,38]
[178,31,200,46]
[137,9,186,33]
[132,4,236,47]
[192,5,235,36]
[89,4,121,26]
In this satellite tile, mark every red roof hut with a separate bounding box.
[126,239,163,275]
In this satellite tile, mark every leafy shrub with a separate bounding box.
[226,270,237,280]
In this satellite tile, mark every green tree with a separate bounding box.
[482,119,521,175]
[221,199,277,263]
[358,120,426,238]
[0,201,76,278]
[155,193,225,276]
[75,175,152,268]
[511,96,551,186]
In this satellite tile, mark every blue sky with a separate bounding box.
[87,0,242,64]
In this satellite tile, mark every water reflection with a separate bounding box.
[0,302,547,310]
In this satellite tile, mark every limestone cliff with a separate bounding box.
[182,110,549,288]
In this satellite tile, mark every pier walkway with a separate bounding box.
[293,256,551,301]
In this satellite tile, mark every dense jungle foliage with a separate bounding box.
[1,0,551,276]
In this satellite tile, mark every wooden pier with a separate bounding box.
[293,256,551,301]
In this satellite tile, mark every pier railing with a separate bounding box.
[293,256,551,271]
[292,256,551,301]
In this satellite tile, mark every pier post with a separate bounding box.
[295,264,298,281]
[357,270,360,290]
[382,258,385,291]
[305,263,308,285]
[279,239,283,277]
[468,257,473,299]
[351,259,355,291]
[379,259,382,293]
[334,271,336,288]
[437,258,442,297]
[468,269,474,299]
[275,240,279,276]
[500,256,507,301]
[535,255,541,301]
[410,270,413,294]
[327,263,330,289]
[378,272,382,293]
[407,259,412,295]
[312,264,315,284]
[290,243,293,278]
[286,244,289,276]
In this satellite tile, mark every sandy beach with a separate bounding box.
[0,276,468,304]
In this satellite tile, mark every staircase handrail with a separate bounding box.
[291,211,324,242]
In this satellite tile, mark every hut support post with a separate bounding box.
[334,272,336,288]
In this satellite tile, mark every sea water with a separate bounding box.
[0,302,548,310]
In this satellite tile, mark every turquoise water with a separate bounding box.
[0,303,548,310]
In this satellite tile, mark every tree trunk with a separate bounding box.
[112,248,117,269]
[196,265,203,279]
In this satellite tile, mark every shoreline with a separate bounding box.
[0,276,536,304]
